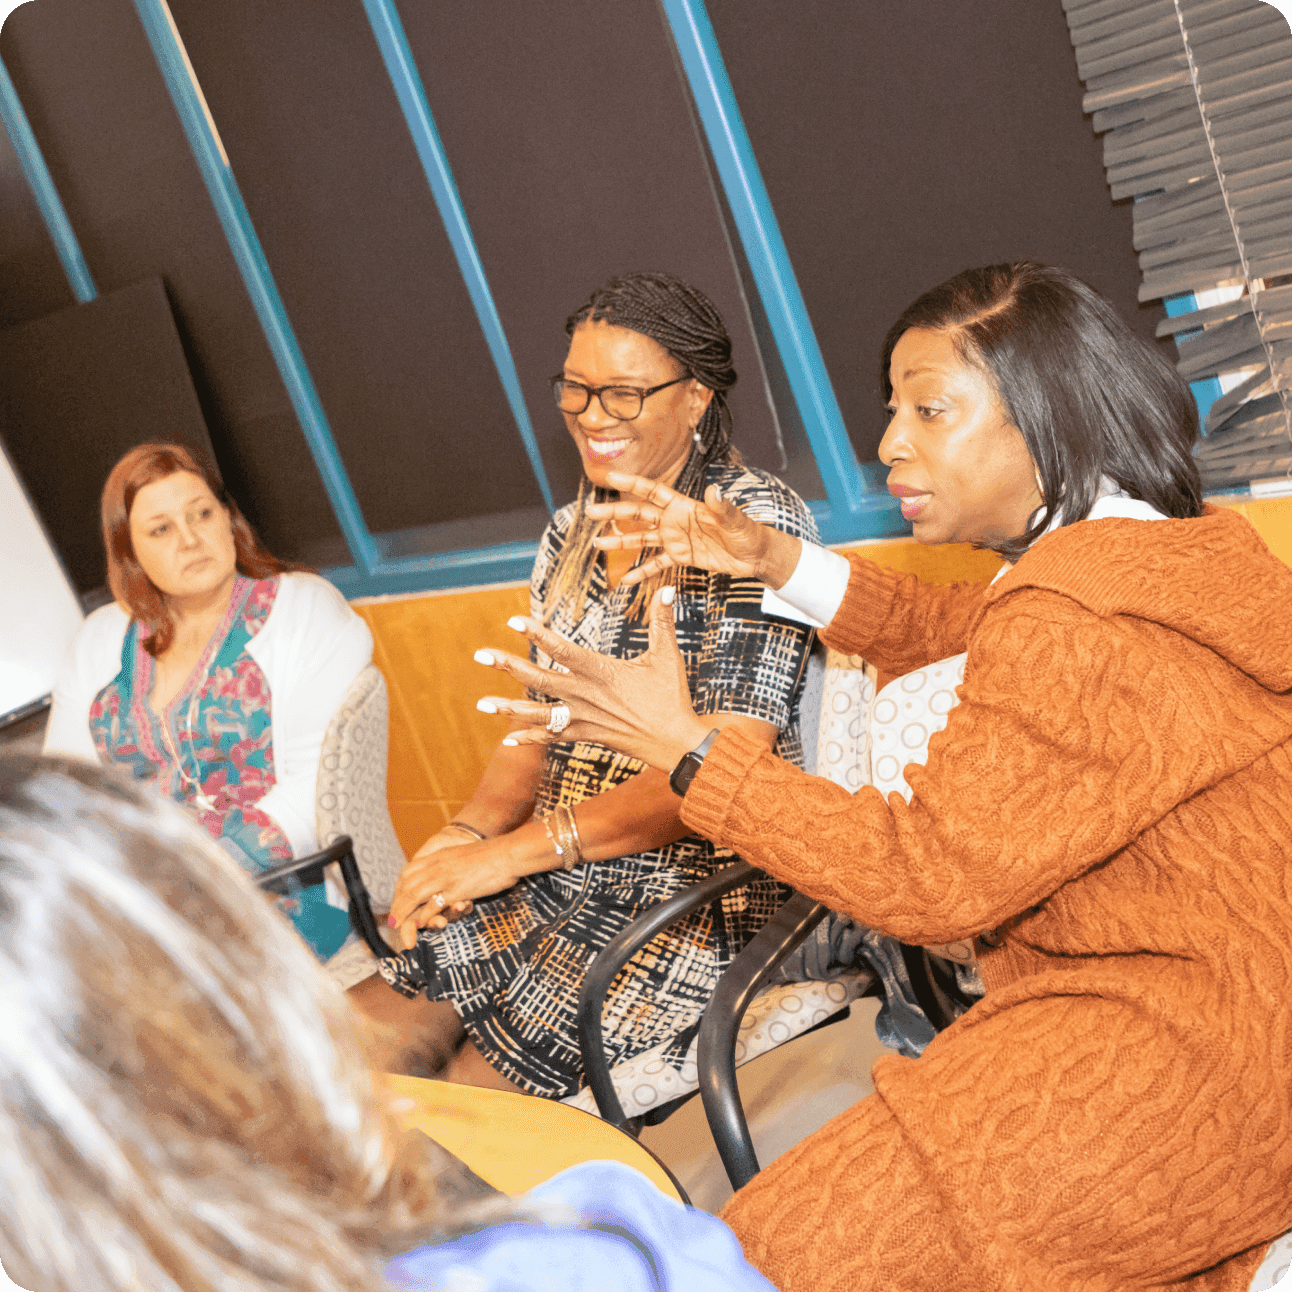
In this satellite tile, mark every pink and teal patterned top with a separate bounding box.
[88,576,350,959]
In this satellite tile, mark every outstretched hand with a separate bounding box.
[586,471,801,589]
[474,587,713,773]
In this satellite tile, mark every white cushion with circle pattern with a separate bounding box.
[870,654,967,799]
[562,976,872,1120]
[869,654,978,966]
[316,664,408,991]
[816,651,876,793]
[1249,1231,1292,1291]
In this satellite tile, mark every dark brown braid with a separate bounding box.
[546,271,742,623]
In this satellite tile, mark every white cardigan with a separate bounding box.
[43,573,373,859]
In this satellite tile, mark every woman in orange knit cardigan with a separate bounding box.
[462,263,1292,1291]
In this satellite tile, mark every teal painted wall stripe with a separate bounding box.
[323,540,538,599]
[131,0,381,575]
[658,0,901,542]
[0,56,97,304]
[361,0,555,514]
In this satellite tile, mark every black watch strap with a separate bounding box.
[668,728,721,797]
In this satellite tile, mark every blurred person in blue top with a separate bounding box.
[0,753,774,1292]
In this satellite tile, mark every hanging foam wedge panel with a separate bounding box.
[1064,0,1292,493]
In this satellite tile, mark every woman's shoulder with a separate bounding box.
[266,571,361,623]
[49,603,131,712]
[71,602,131,661]
[255,573,372,668]
[532,502,580,583]
[541,501,580,545]
[708,462,820,542]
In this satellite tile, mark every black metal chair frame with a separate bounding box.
[575,861,763,1131]
[256,835,393,962]
[577,868,960,1187]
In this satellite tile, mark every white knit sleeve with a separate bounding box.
[42,605,130,762]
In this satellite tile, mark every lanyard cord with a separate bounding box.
[152,581,245,811]
[158,648,219,811]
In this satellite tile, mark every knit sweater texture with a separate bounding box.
[682,507,1292,1292]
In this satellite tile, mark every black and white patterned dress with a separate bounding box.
[381,462,818,1097]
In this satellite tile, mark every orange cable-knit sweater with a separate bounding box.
[682,506,1292,1292]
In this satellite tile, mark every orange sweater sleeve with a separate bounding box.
[681,587,1277,944]
[823,555,989,676]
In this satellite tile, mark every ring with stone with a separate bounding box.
[430,892,447,911]
[546,703,572,735]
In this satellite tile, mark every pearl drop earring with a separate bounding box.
[692,425,702,445]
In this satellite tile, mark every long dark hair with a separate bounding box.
[548,271,741,621]
[101,443,307,655]
[880,263,1203,561]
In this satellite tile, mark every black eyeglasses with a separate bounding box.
[550,374,688,421]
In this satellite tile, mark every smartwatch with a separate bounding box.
[669,728,721,797]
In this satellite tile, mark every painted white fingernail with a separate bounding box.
[476,699,498,713]
[474,650,496,666]
[507,616,527,632]
[501,737,519,746]
[660,586,676,605]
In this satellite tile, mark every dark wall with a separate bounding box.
[392,0,789,505]
[0,112,73,329]
[708,0,1160,460]
[0,278,214,594]
[0,0,790,571]
[0,0,1153,580]
[0,0,348,565]
[167,0,548,535]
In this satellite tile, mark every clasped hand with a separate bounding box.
[388,830,521,950]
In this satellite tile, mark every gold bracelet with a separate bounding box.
[542,813,567,868]
[551,803,585,871]
[560,803,584,868]
[445,821,486,842]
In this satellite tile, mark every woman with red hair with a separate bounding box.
[43,443,373,958]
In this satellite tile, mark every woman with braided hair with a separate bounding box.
[350,271,819,1098]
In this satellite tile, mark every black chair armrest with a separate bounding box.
[256,835,392,962]
[577,860,761,1128]
[697,890,834,1190]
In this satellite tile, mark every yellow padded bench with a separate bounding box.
[352,494,1292,858]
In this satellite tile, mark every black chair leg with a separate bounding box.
[697,892,831,1192]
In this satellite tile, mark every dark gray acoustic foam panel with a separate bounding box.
[0,0,347,565]
[0,276,214,594]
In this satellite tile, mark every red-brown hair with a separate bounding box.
[101,443,306,656]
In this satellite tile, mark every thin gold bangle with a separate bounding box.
[542,813,566,867]
[551,803,584,871]
[445,821,486,842]
[561,803,584,868]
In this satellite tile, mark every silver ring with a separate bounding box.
[430,892,446,911]
[546,703,571,734]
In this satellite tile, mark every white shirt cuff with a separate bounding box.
[759,542,851,630]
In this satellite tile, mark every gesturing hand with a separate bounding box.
[586,471,800,589]
[474,587,713,774]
